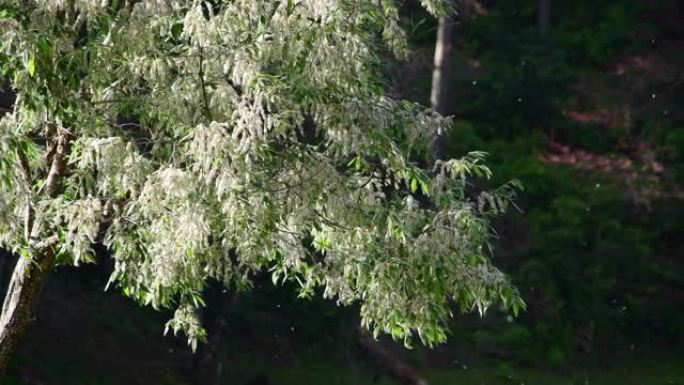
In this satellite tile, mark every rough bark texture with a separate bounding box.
[0,249,56,377]
[43,133,72,198]
[430,13,454,159]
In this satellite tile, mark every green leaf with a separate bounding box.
[410,177,418,193]
[419,180,429,195]
[27,56,35,77]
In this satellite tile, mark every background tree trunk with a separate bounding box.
[192,285,237,385]
[0,249,56,376]
[430,14,454,115]
[538,0,551,51]
[430,10,455,159]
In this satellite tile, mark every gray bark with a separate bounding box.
[0,250,55,377]
[430,14,454,116]
[430,12,455,159]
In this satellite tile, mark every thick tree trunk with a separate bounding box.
[0,132,70,379]
[0,249,55,377]
[430,12,454,159]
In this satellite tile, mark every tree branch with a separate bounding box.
[198,45,213,122]
[43,131,73,199]
[15,146,34,241]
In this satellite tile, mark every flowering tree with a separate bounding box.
[0,0,523,375]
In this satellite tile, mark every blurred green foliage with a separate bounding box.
[419,0,684,366]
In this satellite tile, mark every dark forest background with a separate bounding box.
[1,0,683,384]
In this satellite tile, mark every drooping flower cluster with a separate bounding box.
[0,0,523,348]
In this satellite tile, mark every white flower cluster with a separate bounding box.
[0,0,522,348]
[59,198,104,265]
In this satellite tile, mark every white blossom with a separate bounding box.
[0,0,523,349]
